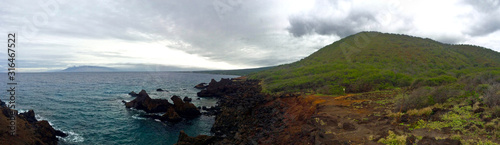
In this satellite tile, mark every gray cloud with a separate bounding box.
[288,11,378,37]
[1,0,499,72]
[462,0,500,36]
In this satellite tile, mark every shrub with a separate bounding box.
[396,87,433,111]
[431,84,464,104]
[484,84,500,107]
[407,107,433,116]
[425,75,457,86]
[477,84,491,94]
[317,85,345,95]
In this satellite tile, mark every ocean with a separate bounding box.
[1,72,238,145]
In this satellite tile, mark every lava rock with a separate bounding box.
[128,91,138,97]
[0,99,5,107]
[183,97,192,102]
[157,88,168,92]
[194,83,208,89]
[162,107,182,122]
[124,90,172,113]
[19,110,38,124]
[171,96,201,118]
[342,122,356,131]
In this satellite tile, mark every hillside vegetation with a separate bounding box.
[248,31,500,143]
[249,32,500,94]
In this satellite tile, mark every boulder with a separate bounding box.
[128,91,138,97]
[183,97,192,102]
[0,99,5,107]
[19,110,37,124]
[157,88,168,92]
[124,90,172,113]
[194,83,208,89]
[171,96,201,118]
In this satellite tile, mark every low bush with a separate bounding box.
[484,84,500,107]
[396,87,433,111]
[425,75,457,86]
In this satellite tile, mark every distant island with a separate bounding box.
[61,66,118,72]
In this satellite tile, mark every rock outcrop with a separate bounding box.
[194,83,208,89]
[183,97,192,102]
[156,88,168,92]
[171,96,201,119]
[124,90,172,113]
[128,91,138,97]
[177,79,314,145]
[0,105,67,145]
[123,91,201,121]
[197,78,261,97]
[161,107,182,122]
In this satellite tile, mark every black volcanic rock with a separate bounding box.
[19,110,37,124]
[0,99,5,107]
[157,88,168,92]
[194,83,208,89]
[161,107,182,122]
[183,97,192,102]
[197,78,256,97]
[124,90,172,113]
[128,91,138,97]
[171,96,201,118]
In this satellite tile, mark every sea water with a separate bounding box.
[0,72,237,145]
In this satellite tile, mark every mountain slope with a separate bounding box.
[248,32,500,94]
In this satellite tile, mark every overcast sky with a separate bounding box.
[1,0,499,72]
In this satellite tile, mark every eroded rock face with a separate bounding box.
[0,106,67,145]
[124,90,172,113]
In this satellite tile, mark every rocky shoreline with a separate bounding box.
[0,99,67,145]
[176,78,318,145]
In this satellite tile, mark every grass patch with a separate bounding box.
[377,130,406,145]
[407,107,433,116]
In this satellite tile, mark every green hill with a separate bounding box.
[248,31,500,94]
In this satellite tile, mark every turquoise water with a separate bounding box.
[0,72,237,145]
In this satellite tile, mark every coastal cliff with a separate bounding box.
[176,79,318,144]
[0,100,67,145]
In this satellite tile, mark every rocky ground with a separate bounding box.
[176,78,319,145]
[0,100,67,145]
[176,78,498,144]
